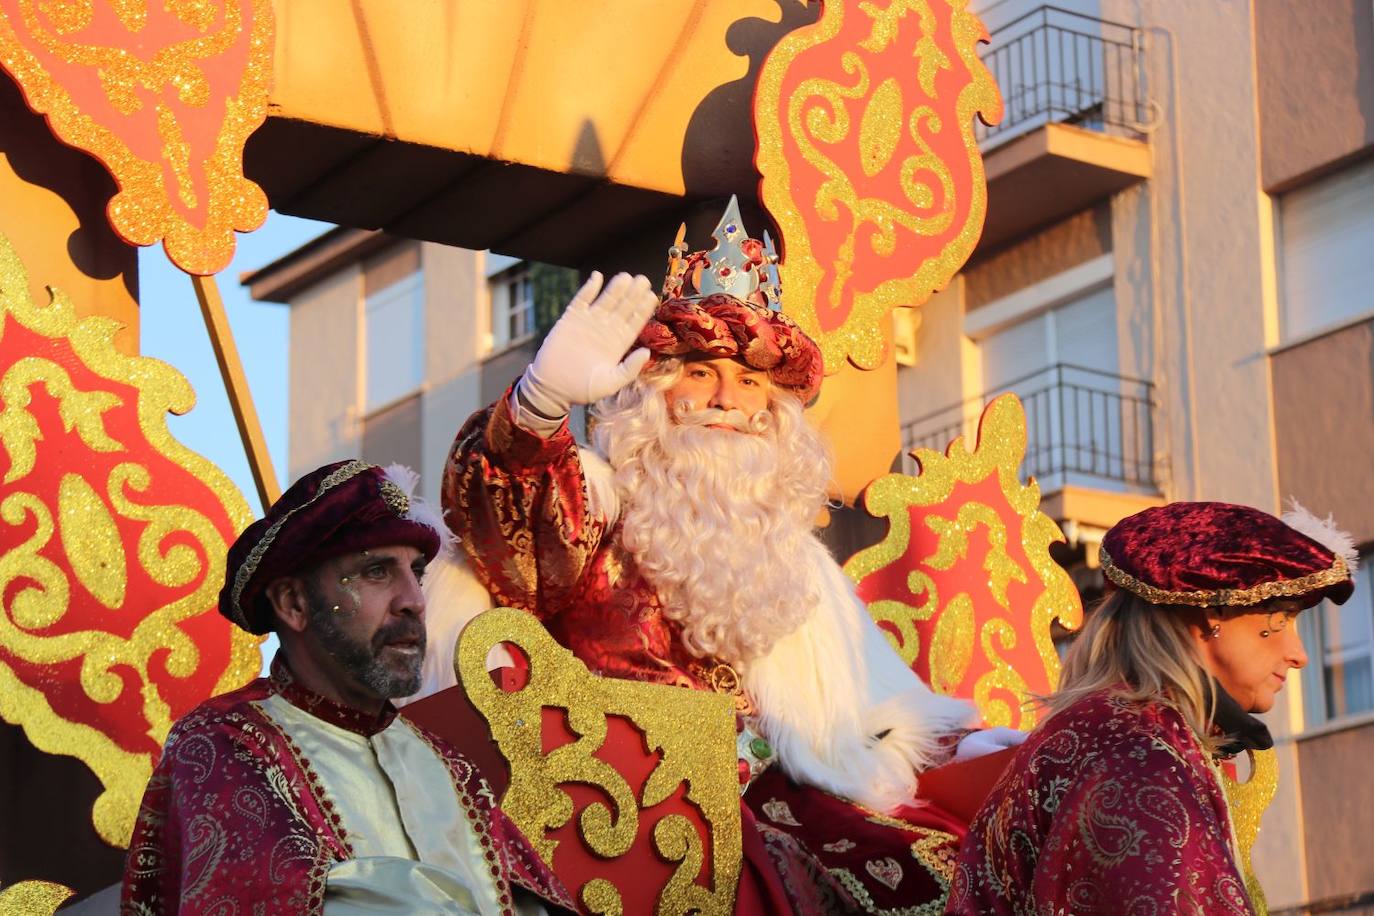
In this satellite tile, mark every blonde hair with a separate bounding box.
[1046,590,1217,742]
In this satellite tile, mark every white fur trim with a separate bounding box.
[745,538,975,813]
[577,446,620,526]
[397,550,495,706]
[383,463,454,555]
[1283,498,1358,570]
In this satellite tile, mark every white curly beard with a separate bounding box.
[591,361,833,668]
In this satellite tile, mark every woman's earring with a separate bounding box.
[1209,623,1222,639]
[331,605,341,613]
[1259,627,1271,638]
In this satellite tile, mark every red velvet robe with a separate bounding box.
[945,689,1254,915]
[444,396,969,914]
[121,656,570,915]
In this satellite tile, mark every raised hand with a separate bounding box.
[520,271,658,418]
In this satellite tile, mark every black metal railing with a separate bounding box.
[977,6,1149,146]
[901,364,1157,490]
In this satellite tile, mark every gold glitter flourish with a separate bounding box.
[845,394,1081,728]
[0,232,259,846]
[458,608,742,915]
[0,879,74,915]
[0,0,274,274]
[755,0,1003,371]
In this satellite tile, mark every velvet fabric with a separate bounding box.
[219,460,443,634]
[947,689,1254,915]
[1099,501,1353,608]
[639,294,823,404]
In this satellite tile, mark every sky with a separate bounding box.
[138,211,332,668]
[137,210,331,517]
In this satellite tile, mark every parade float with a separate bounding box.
[0,1,1273,911]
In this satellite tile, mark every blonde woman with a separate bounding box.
[946,502,1356,916]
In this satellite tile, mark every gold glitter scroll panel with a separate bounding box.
[845,394,1082,729]
[755,0,1002,371]
[0,231,259,846]
[458,608,743,916]
[0,0,274,275]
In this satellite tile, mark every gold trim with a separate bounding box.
[227,460,373,629]
[1099,548,1350,608]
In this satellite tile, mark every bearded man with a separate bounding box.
[122,461,569,915]
[438,201,1017,912]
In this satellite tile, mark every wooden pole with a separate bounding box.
[192,273,282,509]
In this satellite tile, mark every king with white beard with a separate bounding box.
[432,200,1019,913]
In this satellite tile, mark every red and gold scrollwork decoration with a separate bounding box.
[0,0,273,275]
[0,230,260,847]
[458,608,743,916]
[844,394,1081,729]
[755,0,1002,371]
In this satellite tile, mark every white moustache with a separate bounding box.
[672,401,766,434]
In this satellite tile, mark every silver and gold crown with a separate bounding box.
[662,195,782,311]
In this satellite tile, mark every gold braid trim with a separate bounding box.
[228,460,374,628]
[1099,548,1350,608]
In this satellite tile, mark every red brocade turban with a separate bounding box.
[640,196,823,405]
[1099,501,1355,609]
[219,461,449,634]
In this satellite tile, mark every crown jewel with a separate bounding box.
[661,195,781,312]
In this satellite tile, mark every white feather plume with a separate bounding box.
[1282,498,1358,569]
[384,463,455,555]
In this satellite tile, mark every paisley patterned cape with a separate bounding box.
[120,657,569,915]
[443,395,970,914]
[946,689,1254,915]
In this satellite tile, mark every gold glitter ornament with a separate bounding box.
[844,394,1081,730]
[0,231,259,847]
[1223,748,1278,913]
[0,880,74,915]
[755,0,1002,372]
[0,0,275,275]
[458,608,742,915]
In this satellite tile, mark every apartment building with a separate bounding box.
[243,235,580,507]
[894,1,1373,910]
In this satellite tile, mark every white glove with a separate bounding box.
[953,726,1026,761]
[518,271,658,419]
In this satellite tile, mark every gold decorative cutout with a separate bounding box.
[845,395,1081,728]
[0,0,274,274]
[0,881,74,915]
[457,608,742,915]
[0,230,259,846]
[1223,748,1278,913]
[755,0,1002,371]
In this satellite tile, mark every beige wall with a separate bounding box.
[964,205,1112,311]
[288,264,362,479]
[1297,721,1374,901]
[1273,319,1374,547]
[419,243,486,506]
[1255,0,1374,191]
[896,284,970,434]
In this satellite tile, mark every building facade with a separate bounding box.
[255,1,1373,910]
[893,1,1374,910]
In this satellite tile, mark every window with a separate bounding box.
[1302,554,1374,725]
[364,270,424,411]
[1279,156,1374,343]
[490,267,535,352]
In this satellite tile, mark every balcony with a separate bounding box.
[976,7,1154,251]
[901,364,1163,527]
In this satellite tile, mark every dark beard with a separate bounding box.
[304,582,426,699]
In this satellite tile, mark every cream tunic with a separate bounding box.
[259,694,542,915]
